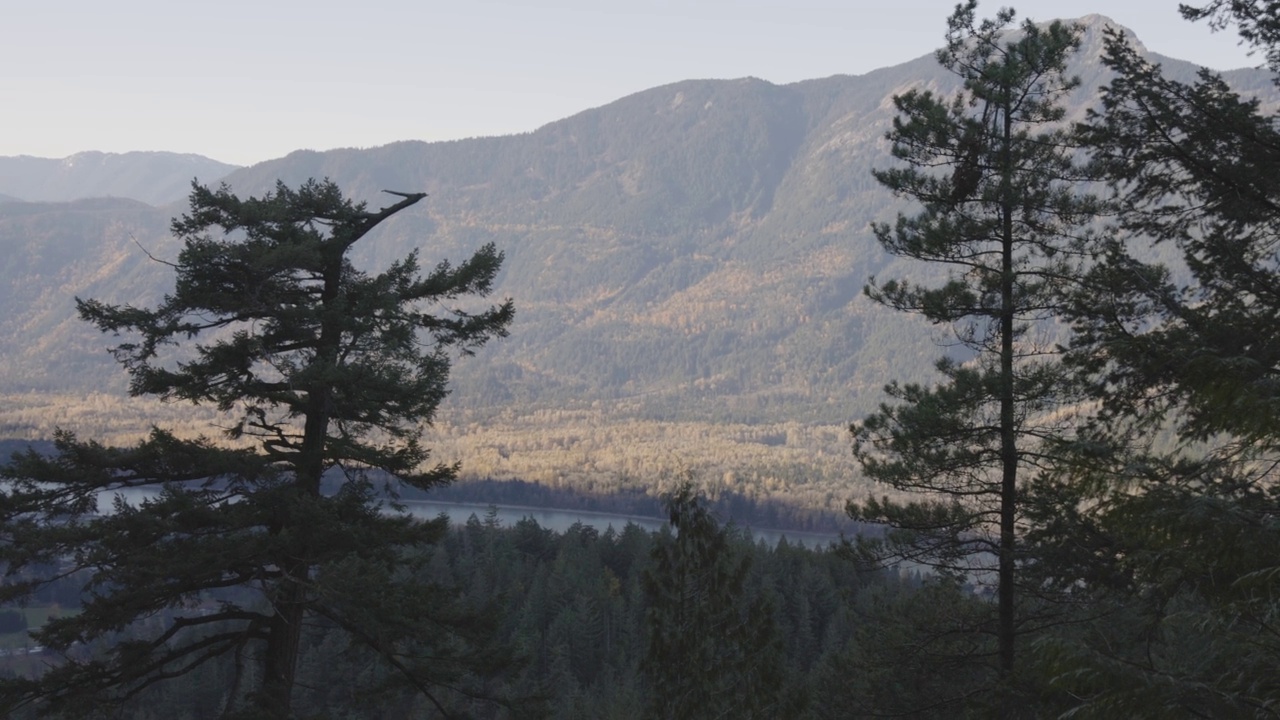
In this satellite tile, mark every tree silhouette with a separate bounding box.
[1,179,518,718]
[848,0,1098,704]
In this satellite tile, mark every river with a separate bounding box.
[100,488,843,548]
[401,499,843,548]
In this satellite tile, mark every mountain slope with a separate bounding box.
[0,151,239,205]
[0,16,1268,507]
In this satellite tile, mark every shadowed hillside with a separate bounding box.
[0,16,1268,511]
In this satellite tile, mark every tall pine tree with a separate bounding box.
[0,180,518,718]
[847,0,1099,701]
[641,482,795,720]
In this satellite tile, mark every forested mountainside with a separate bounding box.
[6,6,1280,717]
[0,151,238,206]
[0,16,1268,508]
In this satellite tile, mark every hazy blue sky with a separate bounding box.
[1,1,1262,166]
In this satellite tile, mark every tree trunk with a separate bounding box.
[259,568,308,717]
[998,109,1018,707]
[256,254,340,717]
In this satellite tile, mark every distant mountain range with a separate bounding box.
[0,151,239,206]
[0,16,1272,501]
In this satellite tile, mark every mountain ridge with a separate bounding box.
[0,16,1264,509]
[0,151,239,206]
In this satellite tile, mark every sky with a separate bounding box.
[1,1,1263,167]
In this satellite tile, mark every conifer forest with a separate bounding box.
[4,1,1280,718]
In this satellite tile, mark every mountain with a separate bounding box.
[0,151,239,206]
[0,16,1270,509]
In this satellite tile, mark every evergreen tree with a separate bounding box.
[847,0,1099,699]
[1068,12,1280,444]
[641,482,796,720]
[0,179,517,718]
[1027,4,1280,714]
